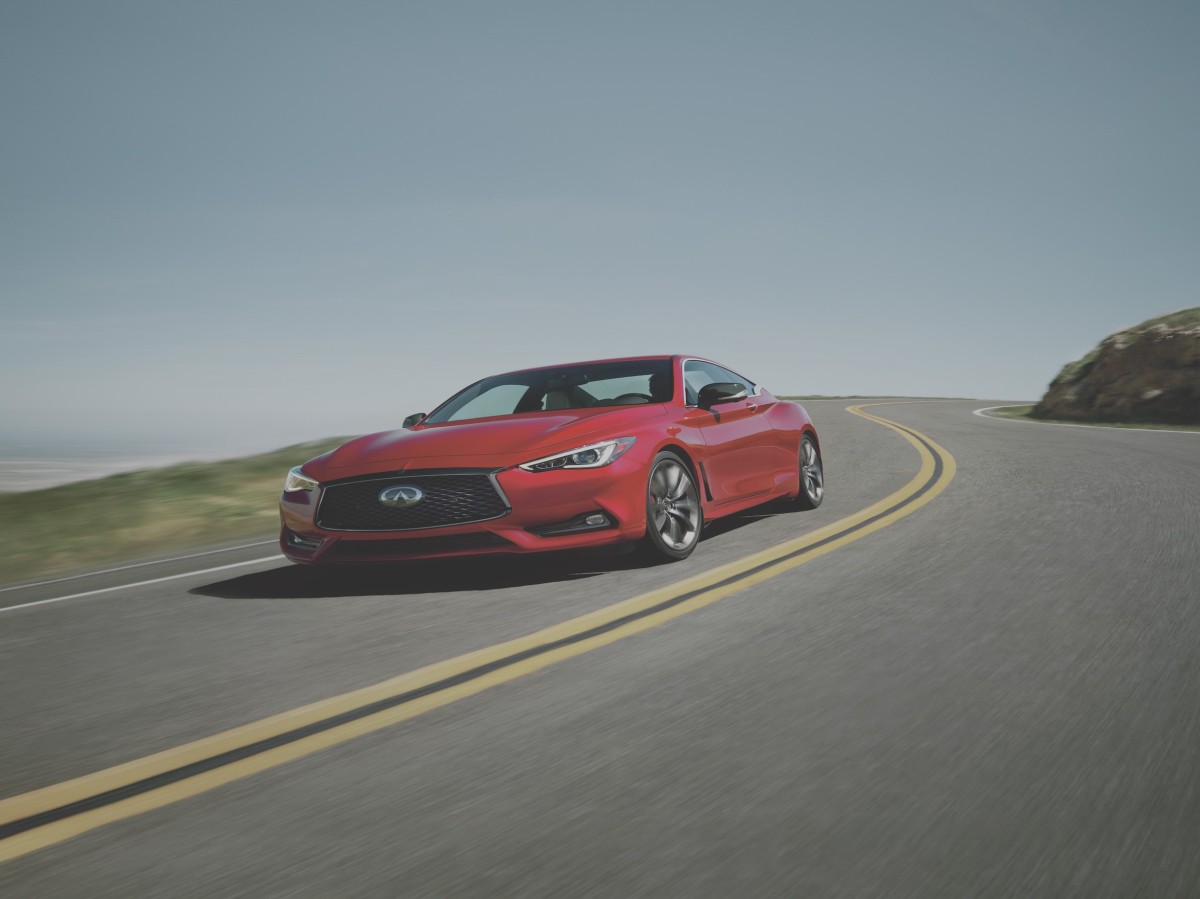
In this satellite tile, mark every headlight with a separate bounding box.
[519,437,637,472]
[283,466,319,492]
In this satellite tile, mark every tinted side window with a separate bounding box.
[683,361,756,405]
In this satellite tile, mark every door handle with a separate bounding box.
[746,403,758,413]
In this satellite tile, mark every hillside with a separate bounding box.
[1033,308,1200,425]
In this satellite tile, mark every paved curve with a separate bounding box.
[1,400,1198,897]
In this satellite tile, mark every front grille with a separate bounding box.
[326,532,514,560]
[317,472,509,531]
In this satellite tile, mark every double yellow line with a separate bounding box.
[0,403,955,863]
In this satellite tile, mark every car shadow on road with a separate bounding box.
[190,498,804,600]
[190,548,641,600]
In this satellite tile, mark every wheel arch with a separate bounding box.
[655,441,711,504]
[801,425,821,453]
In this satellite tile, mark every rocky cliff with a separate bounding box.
[1033,308,1200,425]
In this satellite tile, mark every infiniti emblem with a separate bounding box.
[378,485,424,508]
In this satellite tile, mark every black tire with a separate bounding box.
[639,452,704,562]
[795,434,824,510]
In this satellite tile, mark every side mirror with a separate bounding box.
[697,382,748,408]
[402,412,427,429]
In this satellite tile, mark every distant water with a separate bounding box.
[0,441,275,493]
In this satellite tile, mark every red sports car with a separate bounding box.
[279,355,823,564]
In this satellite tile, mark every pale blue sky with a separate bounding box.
[2,1,1197,452]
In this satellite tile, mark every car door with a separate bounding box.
[683,360,778,503]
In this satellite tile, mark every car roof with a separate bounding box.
[494,355,683,378]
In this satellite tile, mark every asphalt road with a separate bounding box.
[2,399,1199,897]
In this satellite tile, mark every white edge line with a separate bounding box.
[973,406,1200,434]
[0,556,286,614]
[0,540,280,594]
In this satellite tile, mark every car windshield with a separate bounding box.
[424,359,674,424]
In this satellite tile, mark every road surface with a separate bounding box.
[2,399,1198,897]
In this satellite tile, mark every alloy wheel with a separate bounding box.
[800,436,824,507]
[648,457,701,553]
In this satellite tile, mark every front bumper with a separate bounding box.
[279,459,648,564]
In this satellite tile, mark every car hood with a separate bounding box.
[308,405,667,476]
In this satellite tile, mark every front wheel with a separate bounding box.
[795,434,824,510]
[640,452,704,562]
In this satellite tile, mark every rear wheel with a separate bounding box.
[640,452,703,562]
[795,434,824,510]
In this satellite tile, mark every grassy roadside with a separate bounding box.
[983,405,1200,432]
[0,437,351,586]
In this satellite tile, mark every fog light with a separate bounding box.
[527,511,614,537]
[286,532,324,551]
